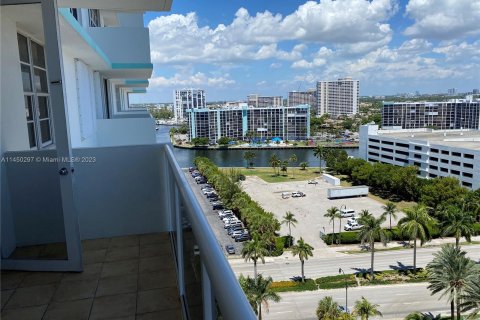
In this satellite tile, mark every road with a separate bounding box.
[264,283,450,320]
[230,244,480,280]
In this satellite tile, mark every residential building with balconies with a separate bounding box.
[0,1,255,319]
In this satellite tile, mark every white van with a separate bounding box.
[281,192,290,199]
[340,208,356,218]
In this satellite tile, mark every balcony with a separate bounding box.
[2,233,183,319]
[1,144,255,320]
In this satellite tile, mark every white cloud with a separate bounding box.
[149,0,397,64]
[433,41,480,62]
[404,0,480,39]
[270,62,282,68]
[150,72,235,88]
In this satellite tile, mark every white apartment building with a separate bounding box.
[317,77,359,117]
[247,94,283,108]
[359,125,480,189]
[0,2,254,319]
[173,88,206,121]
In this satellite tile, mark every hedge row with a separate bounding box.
[194,157,280,247]
[323,223,480,246]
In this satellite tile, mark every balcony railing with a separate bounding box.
[164,144,256,320]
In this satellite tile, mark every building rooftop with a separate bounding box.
[379,129,480,150]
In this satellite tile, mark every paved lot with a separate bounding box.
[184,170,244,257]
[241,176,403,251]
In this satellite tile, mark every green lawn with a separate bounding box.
[228,167,321,183]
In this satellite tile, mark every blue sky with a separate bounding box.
[132,0,480,103]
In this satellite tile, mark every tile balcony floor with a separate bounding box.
[1,233,182,320]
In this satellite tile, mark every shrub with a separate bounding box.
[270,279,317,292]
[323,232,359,244]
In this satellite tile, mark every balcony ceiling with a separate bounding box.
[57,0,172,12]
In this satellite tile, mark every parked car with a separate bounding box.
[223,217,238,224]
[212,202,223,210]
[225,245,235,254]
[225,221,242,229]
[344,222,363,231]
[218,210,233,218]
[291,191,306,197]
[202,188,215,194]
[188,167,196,172]
[235,233,251,242]
[231,229,247,238]
[307,180,318,185]
[346,216,359,225]
[206,192,218,198]
[201,184,212,189]
[209,196,219,202]
[340,208,356,218]
[228,226,244,235]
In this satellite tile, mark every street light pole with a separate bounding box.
[339,268,348,313]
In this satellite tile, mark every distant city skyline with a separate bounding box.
[130,0,480,103]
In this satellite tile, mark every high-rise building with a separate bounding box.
[186,104,310,142]
[247,94,283,108]
[473,89,479,94]
[382,101,480,130]
[359,124,480,189]
[316,77,359,117]
[288,89,316,113]
[174,89,206,121]
[447,88,457,95]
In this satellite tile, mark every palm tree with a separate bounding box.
[299,162,308,170]
[382,202,398,230]
[291,237,314,282]
[269,153,281,176]
[239,274,281,320]
[337,210,343,245]
[427,244,479,320]
[353,296,383,320]
[281,211,298,246]
[313,145,325,173]
[324,207,340,245]
[316,296,341,320]
[244,151,256,168]
[398,204,436,273]
[460,275,480,319]
[281,160,289,175]
[242,236,269,279]
[441,205,475,248]
[357,212,388,278]
[289,154,297,178]
[404,312,441,320]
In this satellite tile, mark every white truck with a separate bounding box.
[327,186,369,199]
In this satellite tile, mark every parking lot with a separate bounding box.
[240,176,403,251]
[184,170,245,257]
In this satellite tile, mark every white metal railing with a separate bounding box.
[164,144,256,320]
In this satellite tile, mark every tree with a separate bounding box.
[244,151,256,168]
[239,274,281,320]
[353,296,383,320]
[291,237,314,282]
[191,137,209,146]
[289,154,298,178]
[217,136,231,145]
[280,160,289,175]
[460,274,480,319]
[299,162,309,170]
[427,244,479,320]
[324,207,340,245]
[242,236,269,279]
[398,205,436,273]
[420,177,468,210]
[357,212,388,278]
[269,154,281,176]
[316,296,341,320]
[404,312,441,320]
[281,211,297,246]
[313,145,325,173]
[441,205,475,248]
[382,202,398,230]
